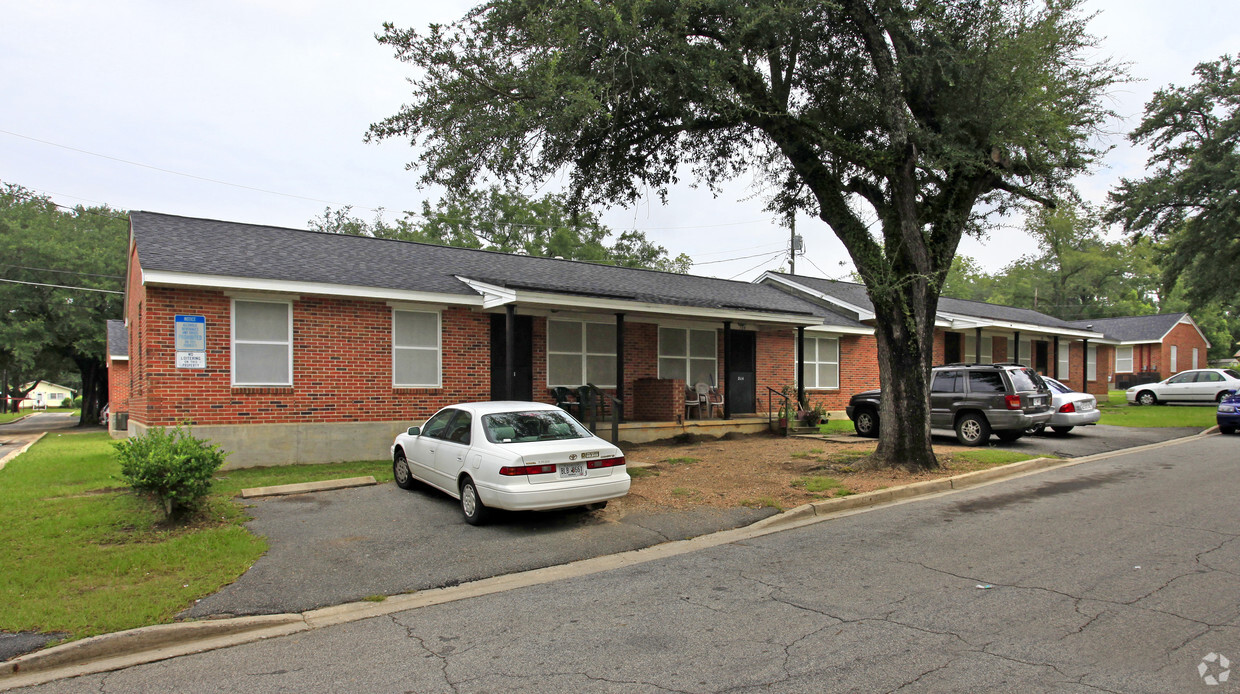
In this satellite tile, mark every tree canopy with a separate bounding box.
[309,188,691,272]
[1107,54,1240,310]
[369,0,1124,470]
[0,183,127,421]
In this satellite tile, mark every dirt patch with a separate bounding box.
[605,431,1021,517]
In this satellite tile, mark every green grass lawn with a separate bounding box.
[818,418,856,434]
[0,431,389,641]
[0,410,29,423]
[1097,390,1217,428]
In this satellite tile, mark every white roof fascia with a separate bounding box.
[805,324,874,336]
[512,288,823,327]
[1162,314,1212,349]
[936,311,1104,340]
[455,276,516,309]
[756,272,876,321]
[142,270,484,307]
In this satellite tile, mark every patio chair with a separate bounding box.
[695,382,722,419]
[684,384,703,420]
[552,387,580,416]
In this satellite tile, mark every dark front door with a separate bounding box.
[727,330,757,414]
[490,314,533,401]
[1034,341,1049,375]
[944,332,963,364]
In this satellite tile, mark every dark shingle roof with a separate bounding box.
[1067,313,1188,342]
[129,212,825,318]
[769,272,1089,330]
[106,319,127,358]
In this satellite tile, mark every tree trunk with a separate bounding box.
[865,282,940,472]
[74,356,107,427]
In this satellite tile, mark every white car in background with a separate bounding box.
[1026,377,1100,435]
[1126,368,1240,406]
[390,401,630,525]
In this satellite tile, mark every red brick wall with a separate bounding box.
[632,377,684,420]
[128,285,490,427]
[107,360,130,413]
[1159,321,1210,375]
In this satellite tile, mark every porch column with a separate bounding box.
[796,326,806,409]
[1013,330,1021,364]
[1053,336,1061,378]
[974,327,983,363]
[614,312,625,422]
[505,304,516,400]
[1082,338,1090,385]
[722,321,732,420]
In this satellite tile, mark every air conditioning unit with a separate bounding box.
[112,412,129,430]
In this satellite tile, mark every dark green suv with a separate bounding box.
[846,363,1053,446]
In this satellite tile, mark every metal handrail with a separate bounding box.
[584,383,623,443]
[765,385,792,433]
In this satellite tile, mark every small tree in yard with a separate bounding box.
[115,426,229,519]
[369,0,1124,471]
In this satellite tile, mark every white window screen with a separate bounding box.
[1192,348,1199,369]
[981,337,993,364]
[964,335,976,363]
[1170,345,1178,372]
[1115,346,1133,373]
[1058,344,1070,379]
[233,300,291,386]
[1087,344,1097,381]
[393,310,440,387]
[800,337,839,389]
[658,327,717,386]
[547,320,616,387]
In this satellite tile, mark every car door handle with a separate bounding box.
[456,456,464,462]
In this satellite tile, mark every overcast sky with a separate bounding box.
[3,1,1237,283]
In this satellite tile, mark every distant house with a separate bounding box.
[106,319,130,436]
[1068,313,1211,388]
[18,381,77,409]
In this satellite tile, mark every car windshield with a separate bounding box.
[1007,367,1044,392]
[483,410,592,443]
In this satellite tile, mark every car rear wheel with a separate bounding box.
[1051,426,1075,435]
[1217,391,1230,403]
[1136,390,1158,406]
[853,409,879,438]
[955,413,990,446]
[996,430,1023,443]
[393,451,415,490]
[460,477,490,526]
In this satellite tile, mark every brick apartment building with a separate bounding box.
[110,212,1197,466]
[1068,314,1211,389]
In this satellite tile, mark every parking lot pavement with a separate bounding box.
[932,423,1202,458]
[183,482,774,618]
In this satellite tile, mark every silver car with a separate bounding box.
[1026,377,1101,435]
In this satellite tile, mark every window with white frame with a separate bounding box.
[547,320,616,387]
[798,336,839,389]
[1087,344,1097,381]
[392,309,441,387]
[658,326,717,386]
[1115,346,1134,373]
[1192,347,1199,369]
[1170,345,1178,372]
[232,299,292,386]
[1058,344,1070,379]
[1006,336,1032,365]
[965,335,993,364]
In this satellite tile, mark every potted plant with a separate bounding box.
[801,401,827,427]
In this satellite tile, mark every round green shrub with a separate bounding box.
[114,425,229,519]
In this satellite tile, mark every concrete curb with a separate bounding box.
[240,475,378,498]
[0,429,1216,689]
[0,432,46,472]
[0,414,33,427]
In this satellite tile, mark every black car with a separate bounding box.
[846,363,1053,446]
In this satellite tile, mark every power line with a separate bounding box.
[693,249,793,266]
[727,251,787,280]
[691,241,787,259]
[1,128,379,211]
[0,278,123,294]
[1,264,124,280]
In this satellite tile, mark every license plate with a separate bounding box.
[559,462,587,479]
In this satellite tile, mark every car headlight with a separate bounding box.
[1219,405,1237,413]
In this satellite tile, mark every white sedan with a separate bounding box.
[390,401,630,525]
[1126,368,1240,406]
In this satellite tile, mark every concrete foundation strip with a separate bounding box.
[0,429,1216,690]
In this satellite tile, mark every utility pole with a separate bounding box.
[788,214,803,275]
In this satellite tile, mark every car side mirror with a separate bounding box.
[407,426,421,436]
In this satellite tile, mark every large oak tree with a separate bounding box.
[369,0,1122,470]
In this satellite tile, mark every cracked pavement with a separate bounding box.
[17,434,1238,693]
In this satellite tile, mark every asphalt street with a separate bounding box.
[938,423,1202,458]
[19,432,1238,693]
[0,413,82,463]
